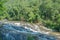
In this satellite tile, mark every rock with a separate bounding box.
[0,23,56,40]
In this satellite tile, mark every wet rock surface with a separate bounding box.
[0,23,56,40]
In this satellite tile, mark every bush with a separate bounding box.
[0,0,60,32]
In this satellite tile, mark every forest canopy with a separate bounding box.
[0,0,60,31]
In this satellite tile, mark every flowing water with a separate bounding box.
[0,21,59,40]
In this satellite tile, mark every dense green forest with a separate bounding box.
[0,0,60,31]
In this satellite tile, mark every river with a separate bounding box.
[0,21,60,40]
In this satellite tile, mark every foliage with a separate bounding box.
[0,0,60,31]
[0,0,8,20]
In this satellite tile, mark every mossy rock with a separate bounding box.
[27,35,37,40]
[27,36,34,40]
